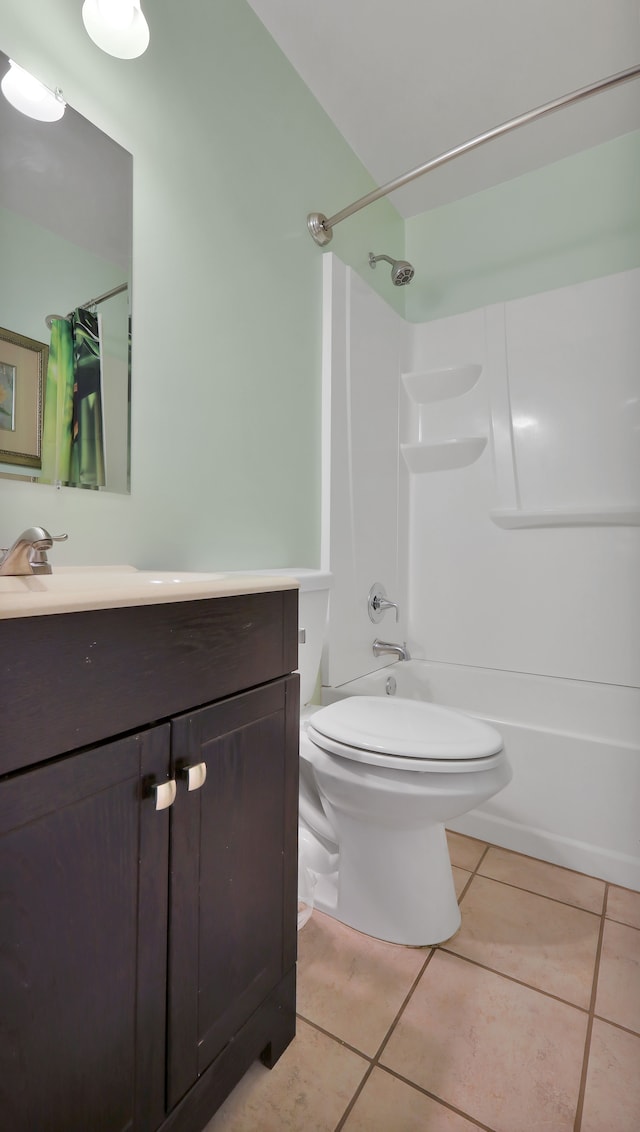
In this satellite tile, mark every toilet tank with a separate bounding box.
[290,569,332,706]
[235,568,331,705]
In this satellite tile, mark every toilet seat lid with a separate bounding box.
[308,696,503,760]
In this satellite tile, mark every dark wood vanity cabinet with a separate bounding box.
[0,726,171,1132]
[0,588,299,1132]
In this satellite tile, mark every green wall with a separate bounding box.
[405,130,640,321]
[0,0,403,569]
[1,0,636,568]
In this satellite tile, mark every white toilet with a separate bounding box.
[266,569,511,947]
[300,695,511,945]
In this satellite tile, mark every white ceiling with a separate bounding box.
[247,0,640,218]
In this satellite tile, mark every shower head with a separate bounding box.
[368,252,415,286]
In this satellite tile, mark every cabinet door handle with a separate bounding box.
[181,762,207,792]
[153,779,177,810]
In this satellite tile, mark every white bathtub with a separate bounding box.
[322,659,640,891]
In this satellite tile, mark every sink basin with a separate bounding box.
[0,565,298,619]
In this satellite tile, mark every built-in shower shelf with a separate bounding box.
[401,364,482,403]
[490,506,640,529]
[401,437,487,474]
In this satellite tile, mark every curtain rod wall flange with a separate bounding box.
[307,63,640,246]
[307,212,332,246]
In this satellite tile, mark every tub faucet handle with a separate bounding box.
[368,582,399,624]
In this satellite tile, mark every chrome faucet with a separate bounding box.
[372,639,411,662]
[0,526,68,576]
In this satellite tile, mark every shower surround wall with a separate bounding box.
[321,255,408,688]
[322,255,640,890]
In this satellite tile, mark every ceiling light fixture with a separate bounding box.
[82,0,150,59]
[1,59,66,121]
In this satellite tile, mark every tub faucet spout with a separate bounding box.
[372,639,411,662]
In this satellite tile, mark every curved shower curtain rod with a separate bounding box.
[307,63,640,246]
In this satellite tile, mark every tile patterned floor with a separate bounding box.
[204,833,640,1132]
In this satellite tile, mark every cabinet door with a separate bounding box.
[0,727,171,1132]
[167,676,299,1109]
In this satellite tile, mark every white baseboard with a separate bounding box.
[447,810,640,893]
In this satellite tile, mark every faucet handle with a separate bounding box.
[33,530,68,547]
[30,532,68,574]
[368,582,399,624]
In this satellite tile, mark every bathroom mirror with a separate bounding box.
[0,50,133,493]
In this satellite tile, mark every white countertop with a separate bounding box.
[0,565,298,620]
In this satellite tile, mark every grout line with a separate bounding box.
[333,947,437,1132]
[332,844,482,1131]
[373,947,437,1061]
[332,1062,375,1132]
[456,836,609,917]
[592,1014,640,1039]
[295,1013,374,1062]
[472,872,606,917]
[449,840,491,905]
[436,947,593,1014]
[374,1065,499,1132]
[458,846,493,907]
[572,882,609,1132]
[474,843,491,870]
[455,872,475,902]
[447,840,608,1021]
[604,914,640,930]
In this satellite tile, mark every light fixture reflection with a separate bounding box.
[82,0,150,59]
[1,60,65,121]
[512,415,539,432]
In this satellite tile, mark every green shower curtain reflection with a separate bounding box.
[71,308,105,487]
[41,308,106,488]
[41,317,74,484]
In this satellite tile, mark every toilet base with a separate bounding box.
[301,817,461,946]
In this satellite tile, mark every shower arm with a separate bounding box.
[307,63,640,246]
